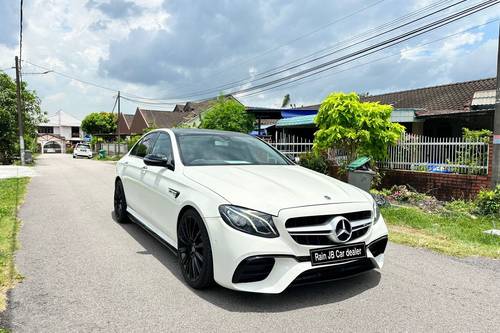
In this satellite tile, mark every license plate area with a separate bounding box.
[310,243,366,266]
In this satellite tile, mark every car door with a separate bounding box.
[141,131,180,242]
[121,132,159,221]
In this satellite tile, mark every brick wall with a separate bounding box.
[327,140,494,201]
[379,140,493,200]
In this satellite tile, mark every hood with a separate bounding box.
[183,165,370,216]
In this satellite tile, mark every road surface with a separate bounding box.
[1,154,499,332]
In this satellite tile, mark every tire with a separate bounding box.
[113,179,129,224]
[177,209,214,289]
[73,155,76,158]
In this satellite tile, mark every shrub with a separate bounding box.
[444,200,475,215]
[298,151,328,174]
[475,186,500,216]
[127,135,141,150]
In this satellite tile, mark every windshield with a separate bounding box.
[176,133,291,166]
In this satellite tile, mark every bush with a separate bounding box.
[444,200,475,215]
[475,186,500,216]
[127,135,141,150]
[298,151,328,174]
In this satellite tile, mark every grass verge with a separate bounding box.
[382,206,499,259]
[0,177,29,311]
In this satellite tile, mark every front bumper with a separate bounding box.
[206,203,388,294]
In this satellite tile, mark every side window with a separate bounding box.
[150,133,173,161]
[130,132,158,158]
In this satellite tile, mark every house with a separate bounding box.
[118,113,135,136]
[37,110,83,153]
[128,108,196,134]
[180,95,242,127]
[274,77,497,139]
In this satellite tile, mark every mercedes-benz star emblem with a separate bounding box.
[329,216,352,243]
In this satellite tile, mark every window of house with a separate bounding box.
[38,126,54,134]
[71,127,80,137]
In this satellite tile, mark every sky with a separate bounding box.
[0,0,498,120]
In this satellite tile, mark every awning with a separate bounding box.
[276,114,316,128]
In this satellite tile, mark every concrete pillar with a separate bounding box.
[492,24,500,187]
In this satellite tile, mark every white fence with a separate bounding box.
[270,133,313,157]
[270,133,490,175]
[94,143,129,156]
[379,133,490,175]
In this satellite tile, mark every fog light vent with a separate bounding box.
[232,256,275,283]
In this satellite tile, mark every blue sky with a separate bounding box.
[0,0,498,120]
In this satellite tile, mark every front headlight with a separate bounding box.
[372,200,381,224]
[218,205,279,238]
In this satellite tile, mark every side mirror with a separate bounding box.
[144,154,175,171]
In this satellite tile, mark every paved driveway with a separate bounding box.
[1,154,499,332]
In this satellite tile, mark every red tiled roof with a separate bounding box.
[361,78,496,114]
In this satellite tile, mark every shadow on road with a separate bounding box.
[113,212,381,313]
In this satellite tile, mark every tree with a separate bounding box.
[81,112,117,135]
[200,96,254,133]
[281,93,290,108]
[313,92,404,163]
[0,72,45,164]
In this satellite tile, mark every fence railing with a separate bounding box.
[270,133,313,157]
[94,143,129,156]
[269,132,490,175]
[379,133,490,175]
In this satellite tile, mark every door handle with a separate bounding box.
[141,165,148,174]
[124,161,128,165]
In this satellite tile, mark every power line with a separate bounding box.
[238,18,500,98]
[166,0,386,91]
[227,0,500,97]
[149,0,469,101]
[128,0,463,101]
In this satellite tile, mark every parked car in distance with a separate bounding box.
[114,128,388,293]
[73,143,92,159]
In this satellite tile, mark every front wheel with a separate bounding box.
[113,180,129,224]
[177,209,214,289]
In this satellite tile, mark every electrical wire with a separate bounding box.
[237,18,500,98]
[226,0,499,96]
[127,0,465,101]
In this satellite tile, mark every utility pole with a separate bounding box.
[492,24,500,186]
[15,56,25,165]
[117,91,121,156]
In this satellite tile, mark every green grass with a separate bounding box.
[0,178,29,311]
[382,206,500,258]
[92,155,122,162]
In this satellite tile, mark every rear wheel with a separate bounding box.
[114,179,129,224]
[177,209,214,289]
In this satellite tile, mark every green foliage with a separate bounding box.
[0,177,29,309]
[474,186,500,216]
[127,135,141,150]
[0,73,45,164]
[444,200,475,215]
[200,96,254,133]
[298,151,328,174]
[453,128,492,175]
[81,112,117,135]
[313,92,404,163]
[462,128,491,143]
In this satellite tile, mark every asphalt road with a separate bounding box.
[1,154,499,332]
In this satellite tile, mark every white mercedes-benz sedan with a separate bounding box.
[114,128,388,293]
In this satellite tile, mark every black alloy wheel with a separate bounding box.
[177,210,214,289]
[114,180,129,224]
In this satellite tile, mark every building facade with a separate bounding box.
[37,111,83,153]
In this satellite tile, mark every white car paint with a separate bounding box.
[73,143,92,159]
[116,128,388,293]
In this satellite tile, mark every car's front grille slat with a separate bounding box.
[285,211,372,246]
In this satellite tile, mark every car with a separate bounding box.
[73,143,92,159]
[114,128,388,294]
